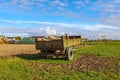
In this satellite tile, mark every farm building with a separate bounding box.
[7,37,15,41]
[16,37,35,44]
[31,36,45,38]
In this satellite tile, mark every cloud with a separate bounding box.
[0,19,120,30]
[90,0,120,14]
[100,14,120,27]
[1,0,120,21]
[0,25,120,40]
[0,19,120,39]
[50,0,68,7]
[0,0,84,18]
[0,26,56,36]
[0,0,71,16]
[73,0,90,8]
[1,0,120,14]
[83,24,120,31]
[0,19,81,28]
[43,27,57,35]
[86,0,120,27]
[0,1,120,39]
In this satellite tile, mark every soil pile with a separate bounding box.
[63,54,120,74]
[36,36,61,41]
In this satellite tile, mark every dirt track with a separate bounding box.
[0,44,39,57]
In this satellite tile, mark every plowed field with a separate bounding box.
[0,44,39,57]
[28,54,120,75]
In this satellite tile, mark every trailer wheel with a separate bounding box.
[66,47,74,60]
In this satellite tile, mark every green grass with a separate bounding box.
[0,58,37,80]
[76,42,120,57]
[0,41,120,80]
[33,70,113,80]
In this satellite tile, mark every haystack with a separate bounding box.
[0,36,8,44]
[0,37,5,43]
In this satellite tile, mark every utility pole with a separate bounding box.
[94,35,96,40]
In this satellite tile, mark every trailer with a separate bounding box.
[35,35,81,60]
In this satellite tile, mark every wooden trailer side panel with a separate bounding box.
[35,39,64,50]
[35,36,81,51]
[64,37,81,48]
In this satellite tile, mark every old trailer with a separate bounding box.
[35,35,81,60]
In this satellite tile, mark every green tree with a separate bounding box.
[15,36,22,40]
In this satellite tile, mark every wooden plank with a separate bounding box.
[35,39,64,50]
[64,36,81,48]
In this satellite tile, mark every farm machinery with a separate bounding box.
[35,35,81,60]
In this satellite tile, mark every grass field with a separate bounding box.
[0,42,120,80]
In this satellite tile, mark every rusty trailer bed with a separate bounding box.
[35,36,81,60]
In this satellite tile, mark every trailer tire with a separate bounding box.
[66,47,74,60]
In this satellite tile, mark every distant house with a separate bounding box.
[31,36,45,38]
[15,37,35,44]
[81,38,88,42]
[7,37,15,41]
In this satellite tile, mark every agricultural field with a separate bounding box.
[0,42,120,80]
[0,44,39,57]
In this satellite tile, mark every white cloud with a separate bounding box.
[83,24,120,31]
[45,27,57,35]
[90,0,120,13]
[50,0,68,7]
[0,25,120,40]
[100,14,120,27]
[1,0,120,22]
[0,1,120,39]
[0,19,120,31]
[0,0,76,17]
[0,19,80,28]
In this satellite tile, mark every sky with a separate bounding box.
[0,0,120,40]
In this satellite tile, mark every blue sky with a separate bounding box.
[0,0,120,39]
